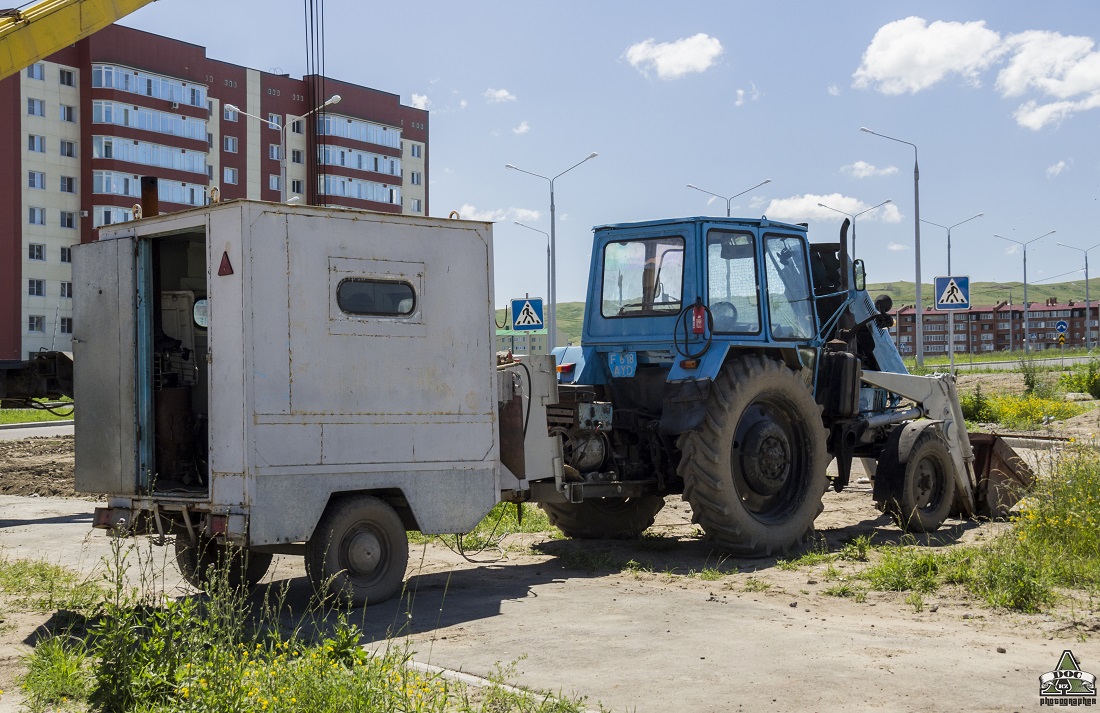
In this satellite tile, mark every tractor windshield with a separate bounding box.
[601,236,684,317]
[763,234,816,340]
[706,230,761,334]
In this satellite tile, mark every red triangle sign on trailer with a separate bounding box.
[218,251,234,276]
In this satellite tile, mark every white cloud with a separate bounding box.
[852,17,1004,94]
[1047,159,1069,177]
[734,82,760,106]
[512,120,530,135]
[1004,244,1020,255]
[827,84,841,96]
[624,33,724,80]
[841,161,898,179]
[735,89,745,107]
[410,93,431,110]
[459,99,468,110]
[998,30,1100,129]
[887,242,909,252]
[484,88,517,103]
[762,193,901,224]
[456,205,540,222]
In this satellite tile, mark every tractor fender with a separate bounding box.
[871,419,943,504]
[893,420,943,464]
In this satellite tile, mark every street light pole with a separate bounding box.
[816,199,892,259]
[1057,241,1100,350]
[226,94,341,203]
[995,230,1055,354]
[514,221,551,336]
[920,213,983,372]
[505,152,598,350]
[686,179,772,218]
[861,127,923,366]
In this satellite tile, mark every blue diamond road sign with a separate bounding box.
[511,298,544,331]
[934,276,970,311]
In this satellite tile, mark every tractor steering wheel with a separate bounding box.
[711,301,738,330]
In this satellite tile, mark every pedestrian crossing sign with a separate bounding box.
[511,298,545,331]
[934,276,970,311]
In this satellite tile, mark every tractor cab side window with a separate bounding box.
[763,234,815,340]
[601,236,684,318]
[706,230,761,334]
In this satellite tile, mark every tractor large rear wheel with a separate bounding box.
[678,356,828,556]
[539,496,665,539]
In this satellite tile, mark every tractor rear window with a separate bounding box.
[601,237,684,318]
[706,230,761,334]
[337,278,416,316]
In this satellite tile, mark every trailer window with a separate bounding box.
[706,230,761,334]
[337,279,416,317]
[601,236,684,318]
[763,234,815,340]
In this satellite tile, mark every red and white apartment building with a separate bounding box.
[0,24,428,360]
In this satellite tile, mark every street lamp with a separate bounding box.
[920,212,983,372]
[514,221,551,333]
[861,126,924,366]
[816,199,891,259]
[505,152,598,350]
[686,179,772,218]
[226,94,341,203]
[994,230,1055,354]
[1057,241,1100,350]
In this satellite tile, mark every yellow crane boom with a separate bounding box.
[0,0,156,80]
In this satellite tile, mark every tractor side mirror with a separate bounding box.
[852,259,866,291]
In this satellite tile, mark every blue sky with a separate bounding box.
[122,1,1100,307]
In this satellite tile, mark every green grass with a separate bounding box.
[0,557,101,613]
[409,503,555,550]
[958,383,1085,428]
[0,400,73,424]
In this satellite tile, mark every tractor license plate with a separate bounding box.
[607,352,637,378]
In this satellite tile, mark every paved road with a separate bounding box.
[0,421,73,441]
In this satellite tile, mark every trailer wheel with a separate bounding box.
[880,431,956,533]
[678,355,828,556]
[174,536,272,590]
[539,496,665,539]
[305,495,408,606]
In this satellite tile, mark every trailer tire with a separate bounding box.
[305,495,408,607]
[539,496,665,539]
[678,355,828,556]
[174,536,272,590]
[880,431,956,533]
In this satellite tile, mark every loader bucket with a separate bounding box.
[968,433,1035,518]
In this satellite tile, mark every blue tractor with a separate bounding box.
[537,215,1030,555]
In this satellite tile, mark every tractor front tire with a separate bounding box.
[878,431,956,533]
[678,355,828,556]
[539,496,665,539]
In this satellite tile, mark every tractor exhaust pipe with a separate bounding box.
[839,218,851,292]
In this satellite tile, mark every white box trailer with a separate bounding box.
[73,200,561,603]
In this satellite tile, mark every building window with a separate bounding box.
[224,106,238,121]
[28,171,45,189]
[224,136,238,153]
[28,134,45,152]
[59,317,73,335]
[59,69,75,87]
[29,243,45,261]
[411,144,422,158]
[291,149,303,164]
[61,246,72,263]
[27,63,45,80]
[206,165,214,179]
[269,174,281,191]
[268,144,281,160]
[28,316,45,333]
[28,279,45,297]
[60,211,76,229]
[28,207,45,226]
[60,105,76,122]
[60,176,77,193]
[61,281,73,298]
[291,179,303,195]
[223,167,238,185]
[60,140,76,158]
[27,98,45,116]
[267,113,282,130]
[410,171,422,186]
[410,198,422,213]
[291,119,303,134]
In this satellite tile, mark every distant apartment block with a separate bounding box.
[0,24,428,360]
[496,329,549,356]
